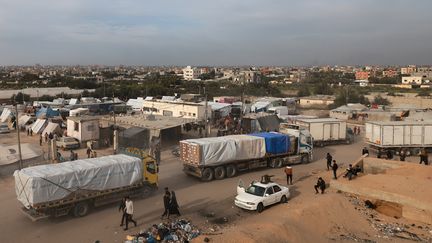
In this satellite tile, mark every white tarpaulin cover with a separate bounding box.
[185,135,266,166]
[0,108,12,123]
[41,122,62,137]
[14,154,143,208]
[18,115,32,127]
[31,119,47,134]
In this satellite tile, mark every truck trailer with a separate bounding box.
[14,149,158,221]
[294,118,353,146]
[180,129,313,181]
[365,121,432,155]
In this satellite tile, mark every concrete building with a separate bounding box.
[142,100,211,120]
[182,66,199,80]
[382,69,398,78]
[355,71,370,80]
[401,66,416,75]
[67,116,100,142]
[299,95,335,108]
[401,76,422,85]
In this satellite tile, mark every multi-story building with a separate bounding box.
[355,71,370,80]
[401,76,422,85]
[382,69,398,78]
[401,66,416,75]
[182,66,199,80]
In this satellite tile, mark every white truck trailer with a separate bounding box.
[365,121,432,155]
[295,118,353,146]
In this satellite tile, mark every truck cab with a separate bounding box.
[279,126,313,163]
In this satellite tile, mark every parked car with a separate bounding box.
[0,123,10,134]
[56,137,80,150]
[235,177,290,213]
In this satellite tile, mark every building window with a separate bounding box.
[74,122,79,131]
[193,113,196,117]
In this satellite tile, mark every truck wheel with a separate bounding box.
[269,159,282,168]
[275,158,283,168]
[201,168,214,181]
[257,203,264,213]
[73,201,89,217]
[226,165,237,178]
[214,166,226,180]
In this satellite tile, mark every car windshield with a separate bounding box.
[64,138,75,142]
[245,185,266,197]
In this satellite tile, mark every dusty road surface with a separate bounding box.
[0,135,405,243]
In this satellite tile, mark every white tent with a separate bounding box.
[41,122,62,137]
[126,98,145,111]
[18,115,33,128]
[0,108,12,123]
[31,119,48,134]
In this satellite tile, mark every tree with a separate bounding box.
[297,86,311,97]
[333,87,369,107]
[39,95,55,101]
[372,95,391,106]
[11,92,30,104]
[313,81,334,95]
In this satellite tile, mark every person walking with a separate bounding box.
[168,191,181,218]
[332,160,339,179]
[419,148,429,165]
[314,177,326,194]
[326,153,333,171]
[124,197,137,231]
[119,197,128,227]
[45,133,48,143]
[86,147,92,158]
[70,150,75,161]
[39,135,43,146]
[161,188,171,219]
[386,150,393,160]
[284,166,293,185]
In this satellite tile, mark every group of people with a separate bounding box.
[118,188,181,231]
[377,147,429,165]
[352,126,361,135]
[86,147,97,158]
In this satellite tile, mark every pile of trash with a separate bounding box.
[125,219,200,243]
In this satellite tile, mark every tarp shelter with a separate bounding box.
[31,119,48,134]
[204,102,232,119]
[0,143,43,176]
[126,98,145,111]
[18,115,34,129]
[251,101,272,113]
[41,122,62,137]
[119,127,150,150]
[0,107,12,123]
[36,107,60,118]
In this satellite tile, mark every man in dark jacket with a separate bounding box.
[362,147,369,155]
[326,153,332,171]
[314,177,326,194]
[161,187,170,219]
[332,160,339,179]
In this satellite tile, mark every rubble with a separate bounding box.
[125,219,200,243]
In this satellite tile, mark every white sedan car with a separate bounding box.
[235,179,290,213]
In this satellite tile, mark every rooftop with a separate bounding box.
[104,115,196,130]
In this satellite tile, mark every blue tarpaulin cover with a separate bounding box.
[36,106,60,118]
[249,132,290,154]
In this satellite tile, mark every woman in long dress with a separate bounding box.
[168,191,181,217]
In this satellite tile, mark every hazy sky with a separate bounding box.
[0,0,431,66]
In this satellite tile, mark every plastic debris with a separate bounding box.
[125,218,200,243]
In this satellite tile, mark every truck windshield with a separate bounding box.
[245,185,266,197]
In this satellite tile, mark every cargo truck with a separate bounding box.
[14,148,158,221]
[180,129,313,181]
[294,118,353,147]
[365,121,432,155]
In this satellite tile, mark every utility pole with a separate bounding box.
[112,91,117,154]
[15,103,23,169]
[204,85,208,137]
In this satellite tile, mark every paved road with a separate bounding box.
[0,136,365,243]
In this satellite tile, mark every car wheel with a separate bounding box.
[280,195,287,203]
[256,203,264,213]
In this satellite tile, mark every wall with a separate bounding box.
[366,93,432,109]
[142,100,210,120]
[80,120,100,142]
